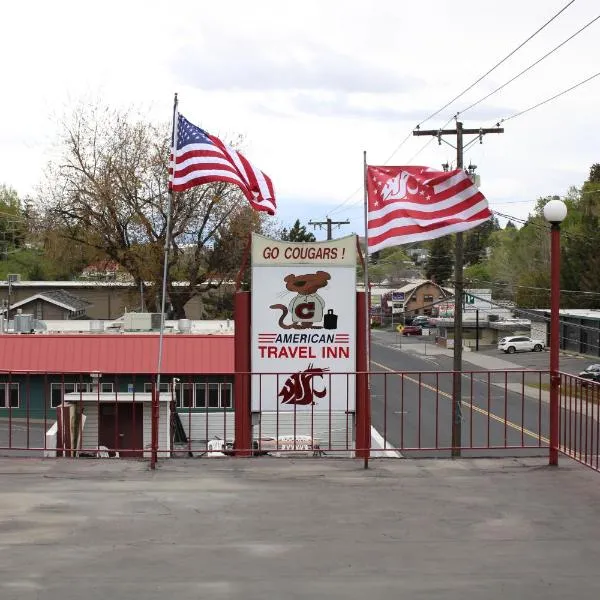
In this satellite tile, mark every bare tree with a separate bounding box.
[41,103,268,317]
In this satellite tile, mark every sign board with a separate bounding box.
[464,289,493,310]
[392,291,405,301]
[251,234,357,412]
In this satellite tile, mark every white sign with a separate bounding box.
[251,234,357,412]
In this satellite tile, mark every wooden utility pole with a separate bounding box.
[413,121,503,456]
[308,217,350,240]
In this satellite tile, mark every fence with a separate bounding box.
[0,368,560,462]
[559,373,600,471]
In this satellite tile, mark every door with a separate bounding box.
[98,402,144,458]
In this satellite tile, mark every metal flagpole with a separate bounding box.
[152,92,178,468]
[362,150,370,468]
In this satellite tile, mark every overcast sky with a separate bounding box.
[1,0,598,239]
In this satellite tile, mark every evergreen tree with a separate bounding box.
[280,219,316,242]
[425,235,454,284]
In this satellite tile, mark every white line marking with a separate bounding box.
[370,425,403,458]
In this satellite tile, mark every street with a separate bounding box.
[370,331,550,457]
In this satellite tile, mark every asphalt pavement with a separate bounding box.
[2,457,600,599]
[369,330,551,456]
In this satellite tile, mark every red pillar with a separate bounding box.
[355,291,371,458]
[549,224,561,465]
[234,291,252,456]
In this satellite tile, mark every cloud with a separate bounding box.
[172,40,421,94]
[253,92,517,123]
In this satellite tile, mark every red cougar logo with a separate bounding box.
[278,364,329,405]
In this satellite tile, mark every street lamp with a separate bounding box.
[543,199,567,466]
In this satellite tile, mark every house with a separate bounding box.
[0,280,234,320]
[381,279,453,322]
[0,333,235,457]
[3,289,92,320]
[80,260,121,281]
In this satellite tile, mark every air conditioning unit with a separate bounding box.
[123,312,163,331]
[7,273,21,284]
[14,313,34,333]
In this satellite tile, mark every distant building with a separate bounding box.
[2,289,91,320]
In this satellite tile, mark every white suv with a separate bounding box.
[498,336,545,354]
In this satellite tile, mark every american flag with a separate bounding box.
[366,166,491,252]
[171,114,276,215]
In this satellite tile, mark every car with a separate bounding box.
[411,316,430,327]
[497,335,545,354]
[402,325,422,336]
[578,364,600,386]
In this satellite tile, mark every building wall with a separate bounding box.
[0,374,234,419]
[404,283,449,317]
[0,283,231,320]
[79,401,170,457]
[13,300,70,321]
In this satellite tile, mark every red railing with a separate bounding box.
[559,373,600,472]
[0,368,560,464]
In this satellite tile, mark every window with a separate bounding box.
[50,383,76,408]
[192,382,232,408]
[208,383,219,408]
[221,383,232,408]
[424,295,433,303]
[175,383,193,408]
[0,383,19,408]
[50,382,115,408]
[143,382,171,394]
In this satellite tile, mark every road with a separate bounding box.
[370,331,550,457]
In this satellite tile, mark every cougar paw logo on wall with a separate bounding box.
[278,364,329,406]
[269,271,338,330]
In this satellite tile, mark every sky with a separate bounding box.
[1,0,598,240]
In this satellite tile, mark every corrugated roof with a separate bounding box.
[0,334,234,374]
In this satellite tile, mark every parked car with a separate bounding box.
[578,364,600,386]
[402,325,422,336]
[411,316,430,327]
[498,336,545,354]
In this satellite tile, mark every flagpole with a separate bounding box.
[362,150,371,466]
[154,92,178,466]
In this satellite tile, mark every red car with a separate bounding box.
[402,325,422,336]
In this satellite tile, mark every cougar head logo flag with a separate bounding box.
[278,364,330,405]
[381,171,419,202]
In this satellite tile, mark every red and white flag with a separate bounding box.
[366,166,491,252]
[171,114,276,215]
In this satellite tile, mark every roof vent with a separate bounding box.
[90,320,105,333]
[178,319,192,333]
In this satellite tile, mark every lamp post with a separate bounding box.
[543,199,567,466]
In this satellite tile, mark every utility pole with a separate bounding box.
[308,217,350,241]
[414,121,503,456]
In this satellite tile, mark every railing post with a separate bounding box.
[355,291,371,461]
[235,292,252,456]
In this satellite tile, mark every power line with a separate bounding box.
[498,70,600,123]
[327,2,577,220]
[458,12,600,118]
[416,0,576,128]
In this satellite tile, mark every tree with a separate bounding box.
[280,219,316,242]
[463,216,500,266]
[425,236,454,285]
[0,184,27,257]
[40,103,270,318]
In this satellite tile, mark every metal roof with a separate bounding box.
[0,334,234,375]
